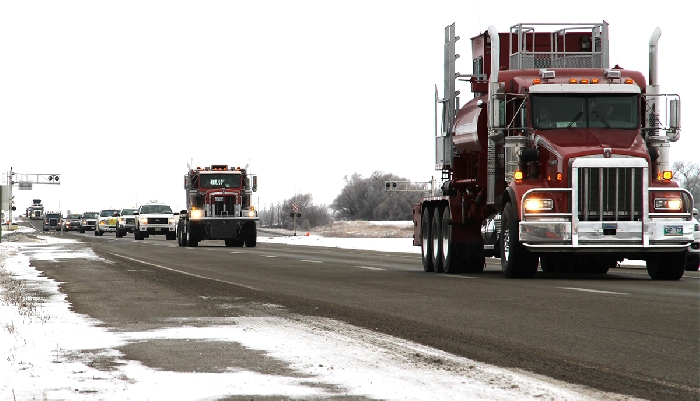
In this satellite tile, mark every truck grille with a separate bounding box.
[211,194,238,217]
[125,218,135,224]
[147,217,169,224]
[577,167,643,221]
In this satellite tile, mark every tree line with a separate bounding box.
[258,162,700,230]
[257,171,423,230]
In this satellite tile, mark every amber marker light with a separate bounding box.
[624,78,634,84]
[569,78,578,84]
[591,78,599,84]
[533,78,541,84]
[514,171,523,181]
[663,171,673,182]
[581,79,589,84]
[556,172,563,181]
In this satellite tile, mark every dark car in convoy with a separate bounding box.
[43,212,62,231]
[61,213,83,231]
[80,212,99,233]
[116,208,138,238]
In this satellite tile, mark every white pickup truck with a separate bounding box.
[133,203,177,241]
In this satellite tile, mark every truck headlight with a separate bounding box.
[191,210,203,219]
[246,209,257,217]
[524,198,554,212]
[168,218,175,224]
[654,198,682,211]
[139,217,148,224]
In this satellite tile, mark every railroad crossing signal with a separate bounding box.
[290,203,301,217]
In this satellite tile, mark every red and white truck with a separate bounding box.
[178,164,258,247]
[408,22,694,280]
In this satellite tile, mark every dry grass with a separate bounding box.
[314,221,414,238]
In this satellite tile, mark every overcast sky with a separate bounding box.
[1,1,694,215]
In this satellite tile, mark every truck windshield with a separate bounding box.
[532,94,638,130]
[200,173,241,188]
[140,205,173,214]
[83,213,98,218]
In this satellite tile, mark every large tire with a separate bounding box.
[115,230,123,238]
[431,207,444,273]
[134,230,143,240]
[79,228,85,233]
[165,232,176,241]
[421,207,434,272]
[647,251,686,280]
[439,207,459,274]
[177,222,185,247]
[245,223,257,247]
[500,202,538,278]
[186,221,198,247]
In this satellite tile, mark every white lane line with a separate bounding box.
[106,252,258,291]
[230,251,243,254]
[443,275,477,279]
[356,266,385,271]
[558,287,628,295]
[262,255,278,258]
[300,260,323,263]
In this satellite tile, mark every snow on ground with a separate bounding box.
[0,225,644,400]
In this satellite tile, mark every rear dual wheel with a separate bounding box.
[421,205,484,274]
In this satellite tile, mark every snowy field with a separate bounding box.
[0,226,644,400]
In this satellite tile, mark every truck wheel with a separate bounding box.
[421,207,434,272]
[439,207,456,273]
[79,228,85,233]
[134,230,143,240]
[115,230,122,238]
[166,232,176,240]
[186,221,198,247]
[501,202,538,278]
[647,252,686,280]
[431,208,444,272]
[244,223,257,247]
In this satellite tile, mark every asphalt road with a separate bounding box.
[21,221,700,400]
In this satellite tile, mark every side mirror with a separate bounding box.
[669,99,681,129]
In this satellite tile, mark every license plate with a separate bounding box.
[664,225,683,236]
[215,197,224,201]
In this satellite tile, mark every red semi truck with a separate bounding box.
[178,164,258,247]
[410,22,694,280]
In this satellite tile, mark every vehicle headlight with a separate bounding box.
[99,220,105,225]
[246,209,257,217]
[654,198,682,211]
[168,218,175,224]
[139,217,148,224]
[524,198,554,212]
[191,210,203,219]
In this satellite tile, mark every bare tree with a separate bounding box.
[673,161,700,208]
[332,171,422,221]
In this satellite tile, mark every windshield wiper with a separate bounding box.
[592,111,611,128]
[567,111,583,128]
